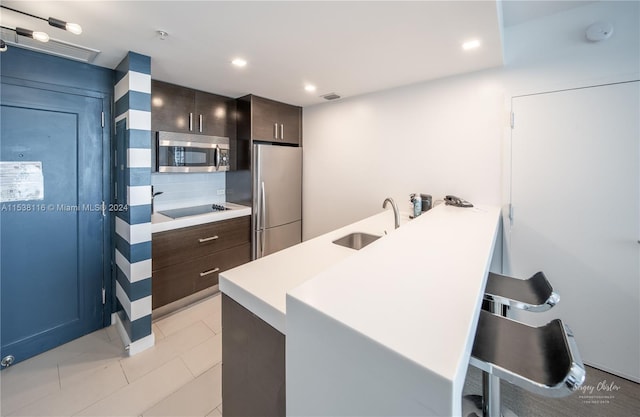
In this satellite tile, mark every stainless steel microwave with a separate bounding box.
[155,131,230,173]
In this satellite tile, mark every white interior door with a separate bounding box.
[508,81,639,382]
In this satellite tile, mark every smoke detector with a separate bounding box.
[586,21,613,42]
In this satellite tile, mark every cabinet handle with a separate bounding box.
[280,124,284,140]
[200,267,220,277]
[274,123,278,139]
[198,235,219,243]
[189,113,193,131]
[199,114,203,133]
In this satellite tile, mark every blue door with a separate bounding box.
[1,82,105,368]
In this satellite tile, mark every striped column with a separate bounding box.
[113,52,154,355]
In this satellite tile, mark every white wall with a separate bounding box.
[303,70,506,239]
[302,0,639,240]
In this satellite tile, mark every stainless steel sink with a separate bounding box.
[332,232,381,250]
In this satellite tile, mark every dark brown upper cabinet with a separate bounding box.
[151,80,236,138]
[237,95,302,145]
[151,80,194,133]
[195,91,236,138]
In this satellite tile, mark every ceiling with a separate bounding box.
[0,1,593,107]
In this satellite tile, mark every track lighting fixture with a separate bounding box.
[0,5,82,35]
[0,5,82,52]
[47,17,82,35]
[15,27,50,42]
[0,5,82,48]
[1,25,50,43]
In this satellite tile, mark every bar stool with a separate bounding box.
[483,271,560,317]
[462,310,586,417]
[465,271,572,417]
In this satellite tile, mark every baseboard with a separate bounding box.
[127,332,155,356]
[584,360,640,384]
[113,312,155,356]
[152,285,219,321]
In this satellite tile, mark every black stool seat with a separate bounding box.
[484,271,560,312]
[470,310,585,398]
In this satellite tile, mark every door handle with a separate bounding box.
[200,267,220,277]
[215,144,221,170]
[280,124,284,140]
[189,113,193,131]
[199,114,203,133]
[274,123,278,139]
[261,181,266,258]
[198,235,219,243]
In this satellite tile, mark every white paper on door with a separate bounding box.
[0,161,44,202]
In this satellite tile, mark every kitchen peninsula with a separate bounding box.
[220,203,501,416]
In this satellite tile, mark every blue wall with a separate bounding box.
[113,52,153,345]
[1,48,154,349]
[0,47,114,94]
[1,47,114,327]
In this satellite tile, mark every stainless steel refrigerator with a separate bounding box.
[252,144,302,259]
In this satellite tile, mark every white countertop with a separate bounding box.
[286,204,501,416]
[219,209,411,334]
[151,202,251,233]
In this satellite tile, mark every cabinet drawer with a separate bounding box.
[152,216,250,270]
[152,243,250,309]
[194,243,251,292]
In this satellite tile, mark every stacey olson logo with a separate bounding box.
[578,379,621,405]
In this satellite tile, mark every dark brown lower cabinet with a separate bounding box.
[152,243,250,309]
[152,216,251,309]
[222,294,285,417]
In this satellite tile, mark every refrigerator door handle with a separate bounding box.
[261,181,266,258]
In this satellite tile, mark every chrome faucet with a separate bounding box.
[151,187,164,213]
[382,197,400,229]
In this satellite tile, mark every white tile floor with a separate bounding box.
[6,292,637,417]
[0,294,223,417]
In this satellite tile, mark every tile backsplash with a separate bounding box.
[151,172,225,211]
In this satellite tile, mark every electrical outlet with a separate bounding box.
[217,189,225,195]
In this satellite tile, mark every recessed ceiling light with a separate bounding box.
[462,39,481,50]
[232,58,247,67]
[304,84,317,92]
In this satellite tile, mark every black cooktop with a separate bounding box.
[159,204,229,219]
